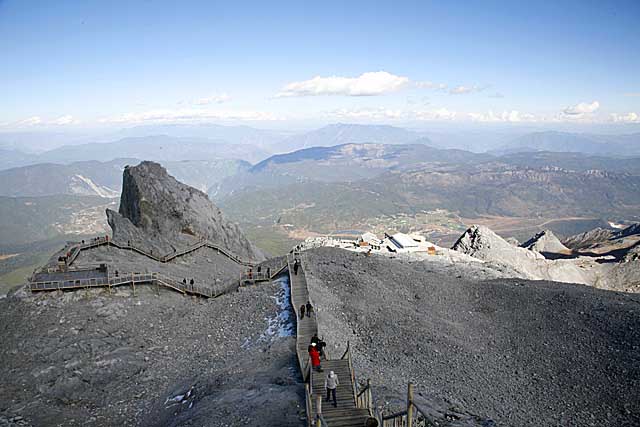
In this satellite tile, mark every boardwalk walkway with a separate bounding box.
[65,237,256,267]
[28,236,271,297]
[288,254,374,427]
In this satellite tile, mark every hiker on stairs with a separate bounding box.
[310,333,326,359]
[325,371,339,407]
[310,343,322,372]
[306,300,313,317]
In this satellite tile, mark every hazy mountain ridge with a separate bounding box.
[216,143,492,197]
[217,142,640,219]
[0,158,250,198]
[0,134,271,172]
[273,123,429,153]
[493,130,640,156]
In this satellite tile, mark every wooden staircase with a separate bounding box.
[288,254,375,427]
[310,359,371,426]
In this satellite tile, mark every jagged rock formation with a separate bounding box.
[563,227,615,250]
[452,225,545,265]
[452,225,592,284]
[520,229,571,255]
[562,223,640,258]
[453,225,640,292]
[615,223,640,239]
[107,161,264,261]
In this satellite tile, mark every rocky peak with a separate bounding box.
[521,230,571,254]
[614,223,640,239]
[107,161,264,261]
[452,225,544,269]
[562,227,615,250]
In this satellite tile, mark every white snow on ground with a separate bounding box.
[263,276,295,339]
[73,175,120,198]
[609,221,626,229]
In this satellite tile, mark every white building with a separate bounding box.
[387,232,421,252]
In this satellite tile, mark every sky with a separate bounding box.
[0,0,639,130]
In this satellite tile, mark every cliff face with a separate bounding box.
[107,161,264,261]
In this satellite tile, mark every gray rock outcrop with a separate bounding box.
[452,225,545,265]
[521,230,571,255]
[452,225,592,284]
[562,227,614,250]
[107,161,264,261]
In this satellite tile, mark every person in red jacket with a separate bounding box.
[309,343,322,372]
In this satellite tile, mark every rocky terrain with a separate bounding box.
[2,156,639,427]
[108,161,263,261]
[519,230,571,256]
[302,247,640,427]
[452,225,640,292]
[0,160,302,426]
[0,279,302,427]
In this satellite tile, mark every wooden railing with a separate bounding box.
[29,271,223,299]
[304,357,330,427]
[238,259,289,285]
[53,236,258,271]
[356,379,373,413]
[378,383,435,427]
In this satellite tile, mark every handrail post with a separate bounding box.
[407,382,414,427]
[315,395,322,427]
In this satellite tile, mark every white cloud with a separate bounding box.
[100,108,281,124]
[562,100,600,116]
[276,71,409,97]
[468,110,536,123]
[449,85,488,95]
[51,115,78,125]
[325,108,404,120]
[194,93,231,105]
[15,116,43,126]
[325,107,456,121]
[413,108,457,121]
[415,81,447,91]
[610,112,639,123]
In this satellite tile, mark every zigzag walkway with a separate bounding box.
[288,255,373,427]
[28,236,267,297]
[29,271,225,298]
[65,236,256,267]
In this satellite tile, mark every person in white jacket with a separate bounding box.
[325,371,339,407]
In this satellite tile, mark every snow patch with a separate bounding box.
[262,276,295,339]
[72,175,119,198]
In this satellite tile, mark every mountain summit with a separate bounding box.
[521,230,571,254]
[106,161,263,260]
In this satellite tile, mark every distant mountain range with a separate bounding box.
[216,142,640,241]
[0,158,250,198]
[272,123,429,153]
[214,143,489,197]
[492,131,640,156]
[2,125,640,173]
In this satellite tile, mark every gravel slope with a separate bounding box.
[302,247,640,427]
[0,279,303,427]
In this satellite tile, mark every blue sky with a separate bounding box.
[1,0,639,129]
